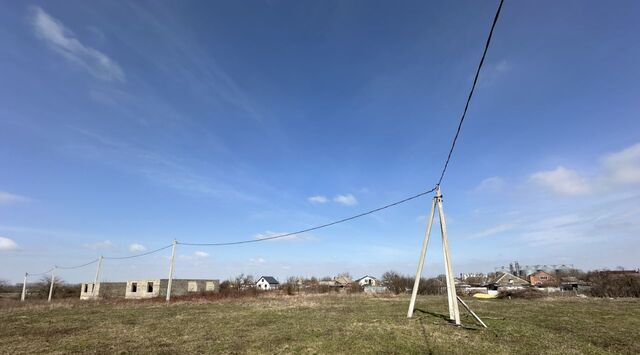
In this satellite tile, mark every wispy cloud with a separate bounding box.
[177,251,211,261]
[602,143,640,185]
[0,236,18,251]
[529,142,640,196]
[68,127,258,202]
[476,176,504,192]
[469,224,515,239]
[479,59,512,87]
[530,166,593,196]
[0,191,31,205]
[334,194,358,206]
[29,6,125,82]
[507,194,640,247]
[308,195,328,204]
[249,257,266,265]
[121,3,259,119]
[194,251,209,258]
[83,240,115,250]
[128,243,146,252]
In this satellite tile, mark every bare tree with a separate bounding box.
[31,276,79,299]
[0,279,11,293]
[382,271,409,295]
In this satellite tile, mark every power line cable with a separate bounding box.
[57,258,100,270]
[25,245,172,278]
[103,244,174,260]
[179,187,437,246]
[436,0,504,186]
[25,267,55,277]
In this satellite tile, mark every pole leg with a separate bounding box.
[48,268,56,303]
[407,197,437,318]
[440,221,455,321]
[436,188,461,325]
[93,255,103,298]
[166,240,177,302]
[21,273,27,302]
[457,296,487,328]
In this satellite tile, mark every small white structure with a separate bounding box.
[356,275,379,287]
[256,276,279,290]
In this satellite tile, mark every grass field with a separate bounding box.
[1,294,639,354]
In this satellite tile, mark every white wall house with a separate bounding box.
[256,276,279,290]
[356,276,379,287]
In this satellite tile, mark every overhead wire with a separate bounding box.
[103,244,174,260]
[25,267,55,276]
[24,244,174,278]
[436,0,504,186]
[57,258,100,270]
[179,187,437,246]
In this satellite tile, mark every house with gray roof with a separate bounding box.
[488,272,530,290]
[256,276,279,290]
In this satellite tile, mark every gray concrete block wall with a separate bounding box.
[101,282,127,299]
[126,279,161,299]
[80,282,127,300]
[159,279,219,297]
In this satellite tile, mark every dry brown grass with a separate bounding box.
[1,294,639,354]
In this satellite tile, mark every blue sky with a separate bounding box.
[1,1,639,284]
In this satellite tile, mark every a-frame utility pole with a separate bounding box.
[407,186,463,325]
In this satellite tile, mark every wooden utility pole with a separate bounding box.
[407,187,480,328]
[166,239,177,302]
[47,267,56,303]
[21,273,28,302]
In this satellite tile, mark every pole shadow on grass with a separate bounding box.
[413,308,482,331]
[414,308,449,321]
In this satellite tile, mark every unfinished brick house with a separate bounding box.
[80,279,219,300]
[125,279,219,299]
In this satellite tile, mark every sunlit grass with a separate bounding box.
[1,294,638,354]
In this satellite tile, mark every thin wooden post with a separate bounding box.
[407,197,437,318]
[436,187,461,325]
[21,273,28,302]
[457,296,487,328]
[47,267,56,303]
[93,255,103,296]
[166,240,177,302]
